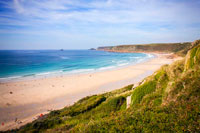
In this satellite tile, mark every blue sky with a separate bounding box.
[0,0,200,49]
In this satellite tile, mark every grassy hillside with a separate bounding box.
[98,42,192,56]
[8,40,200,133]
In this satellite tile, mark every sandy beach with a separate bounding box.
[0,53,179,131]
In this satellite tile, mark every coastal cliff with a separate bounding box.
[8,40,200,132]
[98,42,192,56]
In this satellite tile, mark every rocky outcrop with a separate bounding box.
[126,95,132,109]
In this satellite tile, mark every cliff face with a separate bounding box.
[98,42,192,56]
[97,46,114,51]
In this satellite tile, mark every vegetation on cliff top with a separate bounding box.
[98,42,192,56]
[8,40,200,133]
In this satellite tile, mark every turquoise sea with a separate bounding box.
[0,50,154,82]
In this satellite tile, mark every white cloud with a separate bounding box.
[7,0,199,25]
[0,0,200,49]
[13,0,25,13]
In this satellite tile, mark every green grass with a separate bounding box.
[131,80,157,106]
[131,67,169,107]
[185,40,200,70]
[69,63,200,132]
[98,42,192,56]
[59,95,106,117]
[10,40,200,133]
[190,45,200,67]
[104,84,133,97]
[46,95,127,132]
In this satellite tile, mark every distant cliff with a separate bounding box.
[97,42,192,56]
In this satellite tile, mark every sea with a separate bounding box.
[0,50,154,82]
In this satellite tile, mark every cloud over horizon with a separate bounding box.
[0,0,200,49]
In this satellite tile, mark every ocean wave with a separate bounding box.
[134,56,151,64]
[116,60,127,63]
[0,70,64,82]
[129,56,141,59]
[146,54,154,58]
[117,63,129,66]
[66,69,95,74]
[36,70,63,76]
[36,72,52,76]
[98,66,115,70]
[60,56,69,60]
[0,76,22,80]
[23,74,35,77]
[0,51,154,82]
[0,76,22,82]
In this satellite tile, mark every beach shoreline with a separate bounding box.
[0,52,154,84]
[0,53,181,131]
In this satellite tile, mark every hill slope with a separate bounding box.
[98,42,192,56]
[8,40,200,133]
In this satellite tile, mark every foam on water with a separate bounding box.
[66,69,95,74]
[0,50,154,82]
[98,66,116,70]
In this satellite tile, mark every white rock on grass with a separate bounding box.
[126,95,132,109]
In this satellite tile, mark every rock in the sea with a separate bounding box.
[89,48,96,50]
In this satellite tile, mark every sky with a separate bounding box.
[0,0,200,50]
